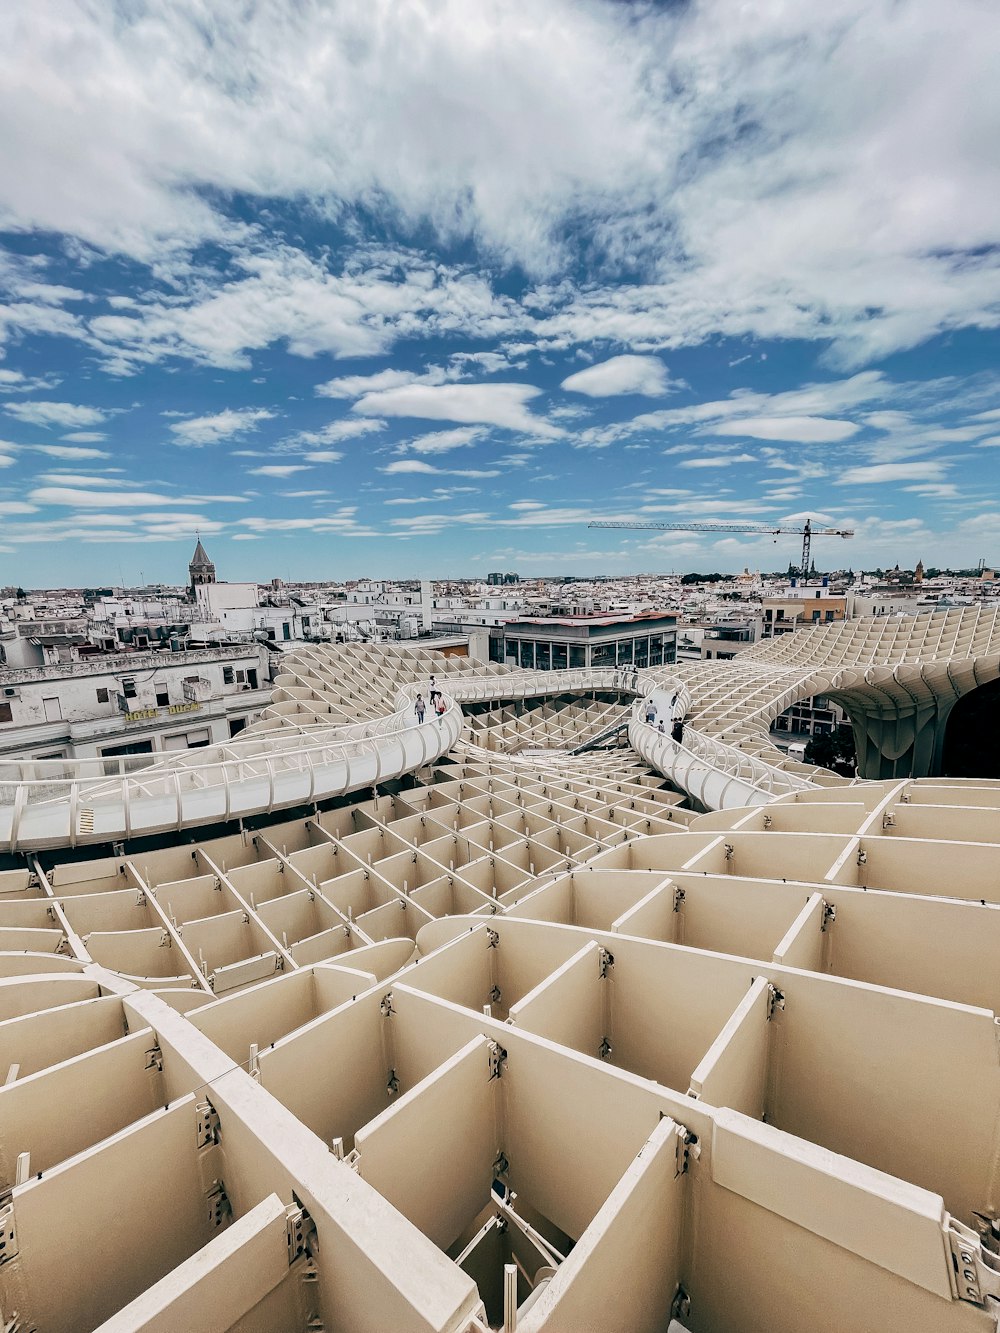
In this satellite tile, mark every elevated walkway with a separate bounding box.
[2,606,999,851]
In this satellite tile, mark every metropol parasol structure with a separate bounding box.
[0,605,1000,1332]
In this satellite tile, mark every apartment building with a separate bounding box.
[0,644,272,760]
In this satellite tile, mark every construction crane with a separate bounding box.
[588,517,853,577]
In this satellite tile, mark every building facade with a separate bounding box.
[0,644,271,760]
[502,613,677,671]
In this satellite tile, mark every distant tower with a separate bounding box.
[188,537,216,598]
[915,558,924,583]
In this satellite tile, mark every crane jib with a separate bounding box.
[585,518,854,576]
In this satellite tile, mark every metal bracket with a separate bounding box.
[767,985,785,1020]
[599,1036,612,1061]
[673,886,686,912]
[882,810,895,829]
[196,1099,221,1148]
[487,1040,508,1081]
[724,843,734,861]
[135,890,146,907]
[144,1042,163,1072]
[379,992,395,1018]
[286,1200,317,1265]
[493,1150,509,1180]
[673,1125,701,1178]
[206,1179,232,1229]
[486,928,500,949]
[949,1218,1000,1307]
[0,1204,17,1267]
[158,929,171,948]
[386,1068,400,1097]
[821,901,837,932]
[598,947,614,978]
[489,985,501,1004]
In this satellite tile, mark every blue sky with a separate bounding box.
[1,0,999,587]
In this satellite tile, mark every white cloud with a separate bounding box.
[4,401,106,428]
[355,383,561,437]
[0,369,60,394]
[87,247,519,372]
[711,416,858,443]
[36,472,128,487]
[561,356,674,398]
[383,460,437,475]
[302,451,344,464]
[34,444,111,459]
[293,419,385,445]
[836,461,950,486]
[248,464,310,477]
[0,0,995,377]
[317,367,454,399]
[29,487,182,507]
[382,459,500,478]
[169,408,275,446]
[679,453,756,469]
[398,427,486,455]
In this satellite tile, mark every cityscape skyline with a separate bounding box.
[1,2,999,585]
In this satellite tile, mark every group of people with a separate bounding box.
[413,675,447,724]
[644,691,686,743]
[611,668,641,691]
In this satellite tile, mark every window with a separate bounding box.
[223,666,235,685]
[0,703,11,724]
[122,678,137,699]
[96,687,110,704]
[154,684,169,707]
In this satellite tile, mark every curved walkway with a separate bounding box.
[2,605,998,850]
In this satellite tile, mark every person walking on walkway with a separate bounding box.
[435,694,447,723]
[414,693,426,724]
[645,700,657,725]
[670,692,685,743]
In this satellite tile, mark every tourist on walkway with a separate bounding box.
[645,701,656,725]
[657,720,666,734]
[414,694,426,723]
[671,715,685,744]
[435,694,447,722]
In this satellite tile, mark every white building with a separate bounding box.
[0,644,271,760]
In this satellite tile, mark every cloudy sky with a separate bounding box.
[1,0,999,586]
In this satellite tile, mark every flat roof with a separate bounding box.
[505,612,676,628]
